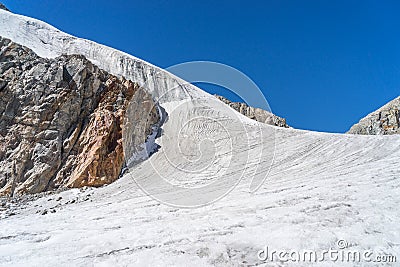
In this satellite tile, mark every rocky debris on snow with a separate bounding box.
[347,96,400,135]
[0,37,160,196]
[214,95,289,128]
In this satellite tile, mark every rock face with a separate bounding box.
[0,37,159,196]
[347,97,400,135]
[0,3,9,12]
[214,95,289,128]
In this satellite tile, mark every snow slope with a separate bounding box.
[1,9,400,266]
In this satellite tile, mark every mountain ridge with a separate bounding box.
[214,94,289,128]
[0,37,159,195]
[0,3,8,12]
[1,7,400,267]
[348,96,400,135]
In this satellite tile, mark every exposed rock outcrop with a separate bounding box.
[0,3,9,12]
[347,97,400,135]
[214,95,289,128]
[0,37,159,196]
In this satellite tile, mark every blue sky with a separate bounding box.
[3,0,400,132]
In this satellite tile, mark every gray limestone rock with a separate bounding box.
[0,36,159,196]
[214,95,289,128]
[347,97,400,135]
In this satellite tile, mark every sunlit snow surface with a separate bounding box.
[1,9,400,266]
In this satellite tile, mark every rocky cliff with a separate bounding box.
[347,97,400,135]
[0,37,159,196]
[214,95,289,128]
[0,3,8,11]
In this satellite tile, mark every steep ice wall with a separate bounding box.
[0,9,210,105]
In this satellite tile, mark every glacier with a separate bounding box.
[1,8,400,267]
